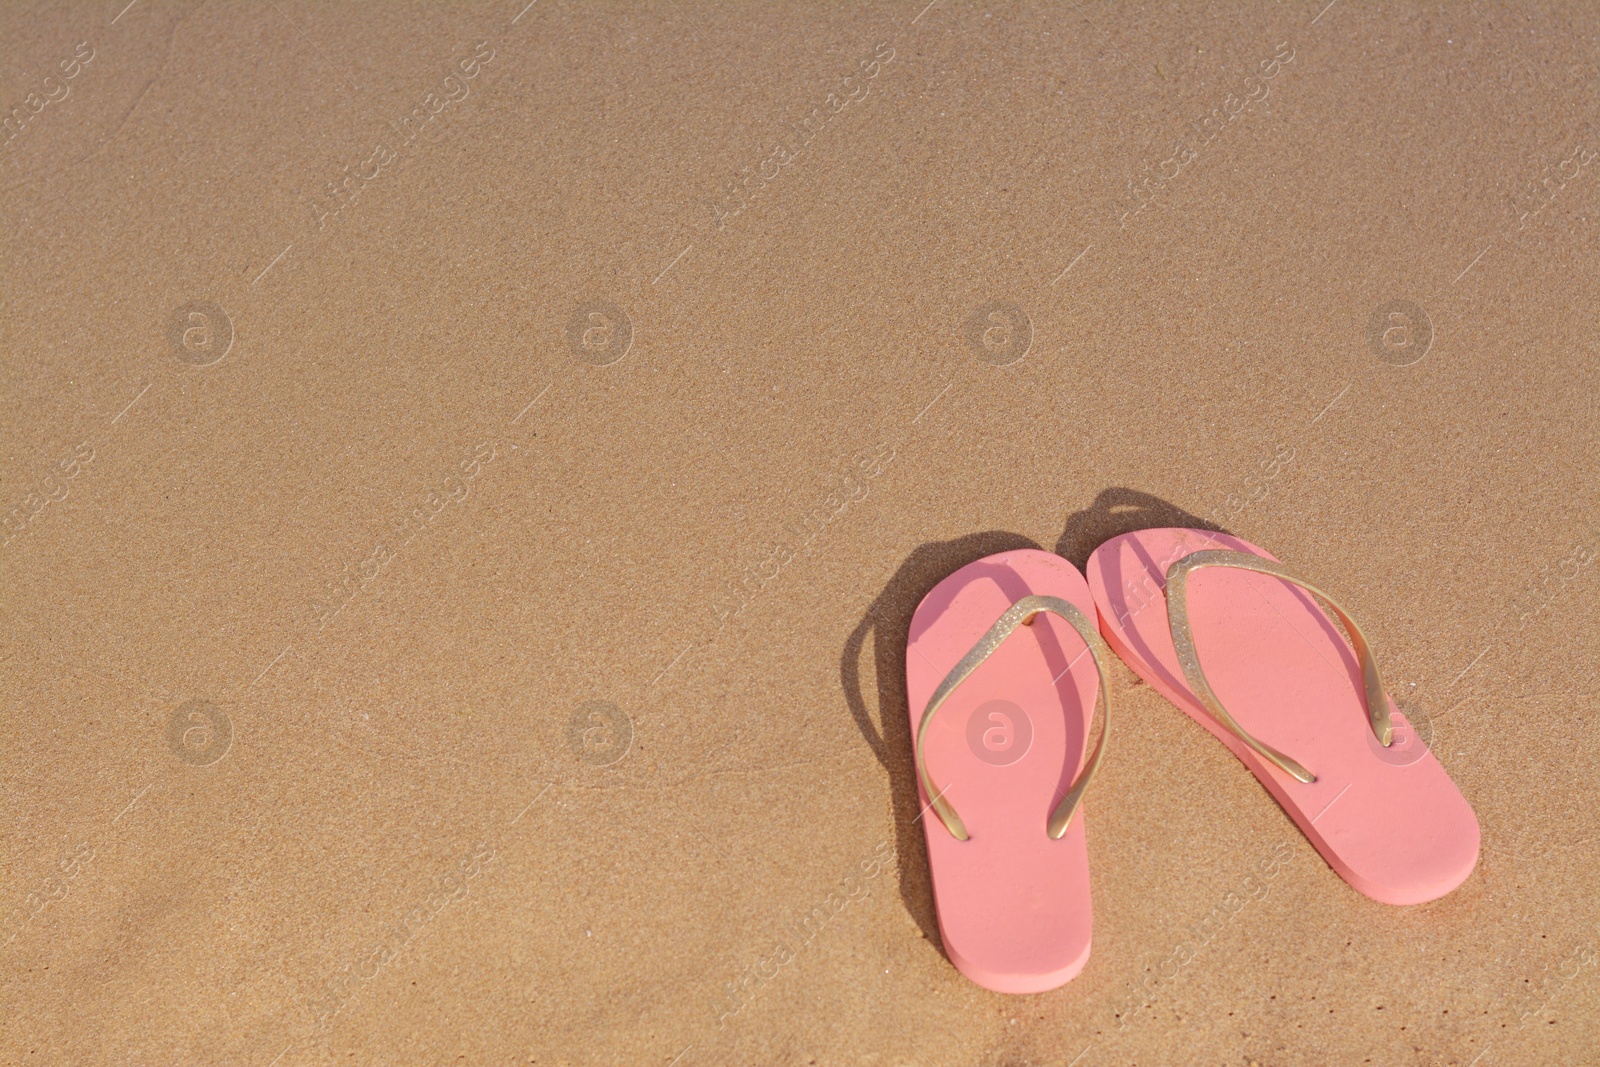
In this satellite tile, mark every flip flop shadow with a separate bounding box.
[840,530,1041,946]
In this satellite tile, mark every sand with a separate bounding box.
[2,1,1597,1064]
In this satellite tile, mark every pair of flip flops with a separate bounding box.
[907,528,1479,994]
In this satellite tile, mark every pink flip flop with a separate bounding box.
[906,548,1113,993]
[1085,528,1479,905]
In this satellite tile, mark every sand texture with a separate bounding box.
[3,1,1598,1064]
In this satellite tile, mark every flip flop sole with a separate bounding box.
[907,549,1101,992]
[1086,528,1479,905]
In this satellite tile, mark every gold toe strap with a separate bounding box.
[1164,549,1394,784]
[915,595,1113,841]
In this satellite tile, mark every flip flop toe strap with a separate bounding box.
[916,595,1114,842]
[1164,549,1395,784]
